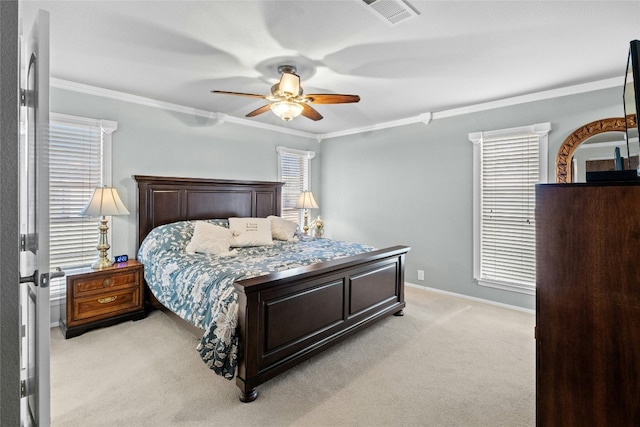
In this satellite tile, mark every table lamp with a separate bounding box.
[80,186,130,269]
[295,190,318,235]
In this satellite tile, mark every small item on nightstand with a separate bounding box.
[310,216,324,238]
[113,254,128,264]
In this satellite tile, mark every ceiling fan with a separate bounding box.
[211,65,360,122]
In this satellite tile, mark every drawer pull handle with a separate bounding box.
[102,278,112,287]
[98,296,117,304]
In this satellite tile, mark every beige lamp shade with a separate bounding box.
[80,186,130,217]
[295,191,319,209]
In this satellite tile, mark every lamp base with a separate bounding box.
[91,257,113,270]
[92,216,113,269]
[302,209,310,235]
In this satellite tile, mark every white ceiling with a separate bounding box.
[19,0,640,136]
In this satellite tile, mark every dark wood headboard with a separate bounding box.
[134,175,283,249]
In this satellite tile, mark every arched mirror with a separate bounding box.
[556,114,638,183]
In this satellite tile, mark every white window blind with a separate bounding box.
[276,146,315,224]
[470,123,550,294]
[49,113,116,300]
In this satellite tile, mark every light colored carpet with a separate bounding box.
[50,286,535,426]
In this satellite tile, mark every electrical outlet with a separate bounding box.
[417,270,424,281]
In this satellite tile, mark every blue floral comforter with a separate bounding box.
[137,219,374,379]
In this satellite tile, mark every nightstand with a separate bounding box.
[59,260,146,338]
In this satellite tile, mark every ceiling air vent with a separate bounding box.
[361,0,420,26]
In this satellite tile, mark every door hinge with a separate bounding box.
[20,233,37,253]
[20,89,26,107]
[20,380,27,398]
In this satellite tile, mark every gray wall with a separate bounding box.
[320,87,626,310]
[52,85,627,310]
[50,87,322,259]
[0,1,20,425]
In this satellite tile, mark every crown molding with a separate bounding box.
[320,77,623,140]
[433,77,623,121]
[50,78,317,140]
[51,76,624,141]
[318,112,433,141]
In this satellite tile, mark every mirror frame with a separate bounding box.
[556,114,637,183]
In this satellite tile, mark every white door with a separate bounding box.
[19,9,59,427]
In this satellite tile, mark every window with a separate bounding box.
[469,123,550,295]
[49,113,116,300]
[276,146,316,224]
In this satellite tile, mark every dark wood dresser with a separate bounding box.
[59,260,146,338]
[536,182,640,425]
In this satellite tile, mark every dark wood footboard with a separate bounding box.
[234,245,409,402]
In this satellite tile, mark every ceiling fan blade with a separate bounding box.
[245,104,272,118]
[211,90,266,99]
[300,103,323,121]
[304,94,360,104]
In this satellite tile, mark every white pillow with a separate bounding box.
[267,215,298,241]
[228,217,273,247]
[186,221,233,255]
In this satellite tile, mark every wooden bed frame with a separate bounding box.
[134,175,410,402]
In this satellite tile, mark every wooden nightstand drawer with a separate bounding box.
[70,287,141,324]
[72,271,138,297]
[60,260,146,338]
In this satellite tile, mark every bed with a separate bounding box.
[134,175,410,402]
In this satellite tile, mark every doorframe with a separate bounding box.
[0,1,22,425]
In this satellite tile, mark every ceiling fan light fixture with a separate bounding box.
[270,101,304,121]
[278,72,301,97]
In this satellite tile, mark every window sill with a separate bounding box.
[476,278,535,296]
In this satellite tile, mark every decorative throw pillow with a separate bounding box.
[186,221,233,255]
[228,217,273,247]
[267,215,299,241]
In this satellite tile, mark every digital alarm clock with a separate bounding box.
[113,254,128,263]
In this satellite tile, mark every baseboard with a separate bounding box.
[405,282,535,315]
